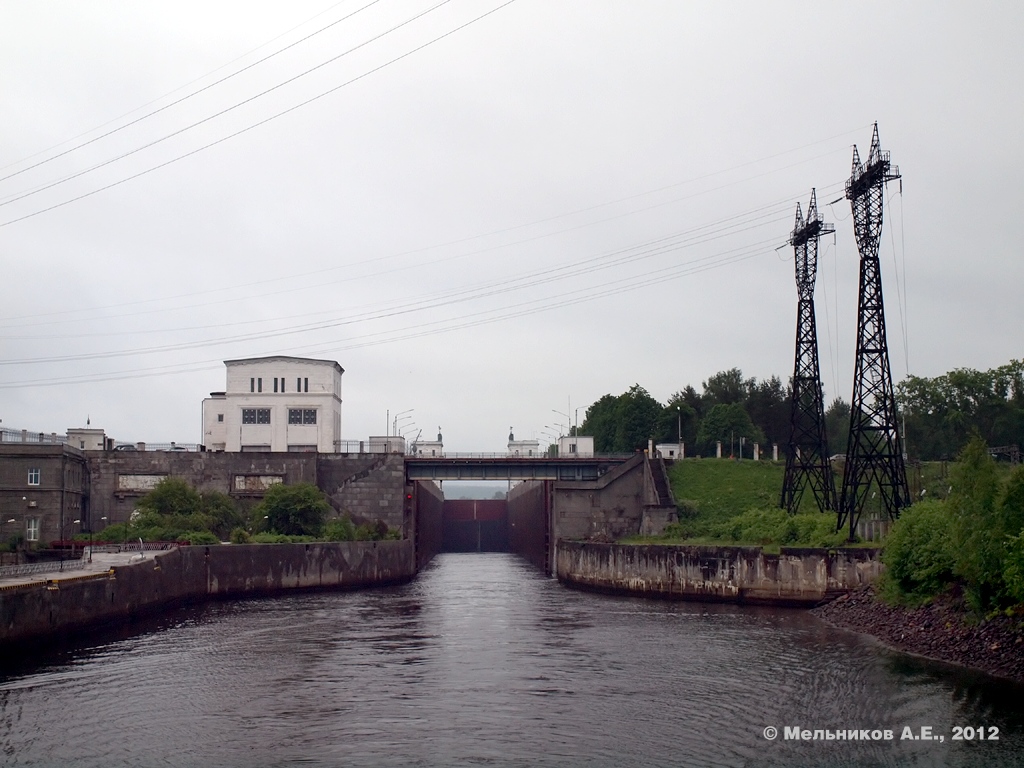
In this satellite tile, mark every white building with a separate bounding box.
[410,430,444,457]
[202,356,343,452]
[507,430,540,457]
[558,435,594,457]
[655,442,685,460]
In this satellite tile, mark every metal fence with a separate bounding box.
[0,560,85,579]
[0,427,67,445]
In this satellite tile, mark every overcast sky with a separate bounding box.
[1,1,1021,452]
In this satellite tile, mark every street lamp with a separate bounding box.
[392,408,414,436]
[90,516,107,563]
[552,410,570,436]
[1,518,13,563]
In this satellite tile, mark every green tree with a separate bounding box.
[825,397,850,457]
[256,483,330,537]
[696,403,764,456]
[702,368,748,406]
[949,437,1005,609]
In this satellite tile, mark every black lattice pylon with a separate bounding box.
[839,123,910,539]
[780,189,837,515]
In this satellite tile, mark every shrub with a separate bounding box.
[324,515,356,542]
[229,527,252,544]
[177,531,219,545]
[879,499,956,604]
[255,483,330,537]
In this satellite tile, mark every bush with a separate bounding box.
[879,499,956,604]
[324,515,356,542]
[229,527,252,544]
[251,532,317,544]
[177,530,219,545]
[255,483,330,537]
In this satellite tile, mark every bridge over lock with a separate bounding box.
[404,453,676,574]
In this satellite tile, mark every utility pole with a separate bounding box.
[780,189,837,515]
[839,124,910,540]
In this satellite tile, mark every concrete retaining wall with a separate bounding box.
[556,542,882,606]
[0,540,414,647]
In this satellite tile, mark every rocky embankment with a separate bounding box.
[814,587,1024,684]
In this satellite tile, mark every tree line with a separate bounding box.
[578,358,1023,462]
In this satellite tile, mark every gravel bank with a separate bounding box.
[813,587,1024,684]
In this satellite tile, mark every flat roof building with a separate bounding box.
[202,356,344,453]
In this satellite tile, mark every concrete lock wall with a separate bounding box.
[414,480,444,569]
[508,480,549,573]
[0,541,415,647]
[556,542,882,606]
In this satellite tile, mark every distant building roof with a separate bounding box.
[223,356,344,373]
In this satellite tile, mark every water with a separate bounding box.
[0,553,1022,767]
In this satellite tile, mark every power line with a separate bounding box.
[0,0,383,185]
[0,0,518,228]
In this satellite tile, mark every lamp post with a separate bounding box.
[392,408,414,436]
[72,519,80,560]
[90,516,107,563]
[1,518,13,564]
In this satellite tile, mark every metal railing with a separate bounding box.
[0,560,86,579]
[0,427,68,445]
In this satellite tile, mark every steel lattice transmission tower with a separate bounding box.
[781,189,837,515]
[839,123,910,539]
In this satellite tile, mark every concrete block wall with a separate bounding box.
[317,453,407,528]
[556,542,883,606]
[551,454,646,542]
[85,452,408,531]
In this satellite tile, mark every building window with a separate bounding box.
[217,414,224,422]
[26,517,39,542]
[27,468,40,486]
[273,378,278,393]
[258,377,263,393]
[250,377,255,393]
[288,408,317,425]
[242,408,271,425]
[569,443,577,454]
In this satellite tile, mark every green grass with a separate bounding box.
[630,457,937,548]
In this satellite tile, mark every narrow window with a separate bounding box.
[27,468,40,486]
[258,377,263,393]
[250,378,255,393]
[280,378,285,393]
[273,378,278,393]
[304,377,309,393]
[297,377,301,392]
[26,518,39,542]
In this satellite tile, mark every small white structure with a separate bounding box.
[507,430,540,457]
[67,427,107,451]
[655,442,684,460]
[367,436,406,454]
[558,435,595,457]
[202,356,343,452]
[410,430,444,457]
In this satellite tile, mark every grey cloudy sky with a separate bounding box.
[1,1,1021,452]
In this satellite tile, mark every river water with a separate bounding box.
[1,553,1022,768]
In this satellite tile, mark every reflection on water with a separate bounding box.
[1,553,1022,767]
